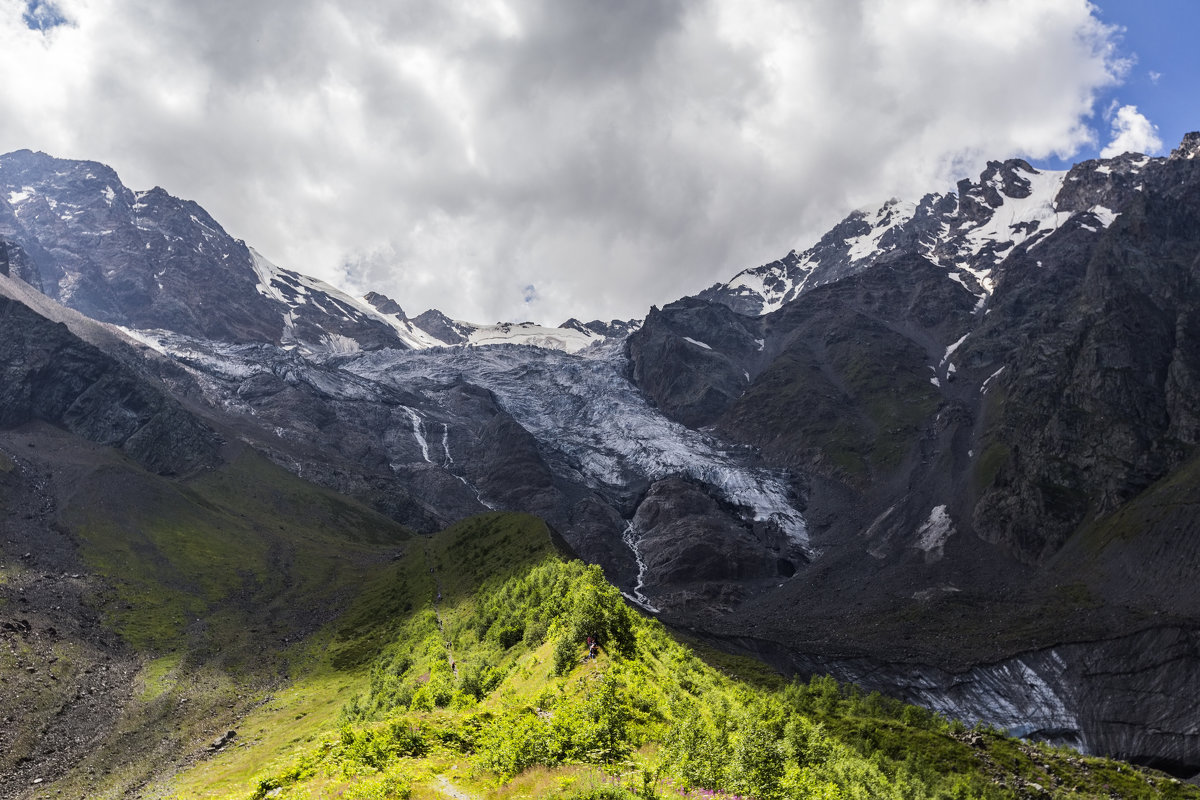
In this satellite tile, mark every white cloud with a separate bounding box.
[0,0,1128,325]
[1100,104,1162,158]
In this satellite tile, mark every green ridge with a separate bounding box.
[148,511,1197,800]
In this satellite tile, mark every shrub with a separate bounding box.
[409,685,434,712]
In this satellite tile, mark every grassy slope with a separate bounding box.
[70,448,410,653]
[151,513,1198,800]
[34,445,414,799]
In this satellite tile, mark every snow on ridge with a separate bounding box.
[914,166,1074,304]
[249,248,287,303]
[726,268,771,297]
[961,168,1069,262]
[465,321,601,353]
[718,198,914,316]
[320,333,362,355]
[249,247,443,350]
[725,255,817,315]
[844,199,917,262]
[249,248,606,353]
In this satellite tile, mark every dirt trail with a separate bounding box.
[424,548,458,679]
[435,774,476,800]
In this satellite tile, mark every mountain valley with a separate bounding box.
[3,136,1200,797]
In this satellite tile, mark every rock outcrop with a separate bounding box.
[0,296,220,475]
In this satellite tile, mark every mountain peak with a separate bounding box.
[363,291,406,319]
[1170,131,1200,160]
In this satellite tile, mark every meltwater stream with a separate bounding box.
[400,406,432,463]
[621,521,659,612]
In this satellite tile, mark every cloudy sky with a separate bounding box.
[1,0,1194,325]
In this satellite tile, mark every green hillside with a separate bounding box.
[140,512,1195,800]
[0,434,412,799]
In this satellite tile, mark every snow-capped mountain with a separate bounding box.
[4,134,1200,774]
[0,149,634,356]
[700,150,1155,317]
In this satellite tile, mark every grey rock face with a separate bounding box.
[559,317,641,338]
[627,136,1200,771]
[0,151,283,342]
[971,151,1200,561]
[633,477,795,610]
[363,291,406,318]
[627,298,767,427]
[650,140,1200,566]
[0,296,220,475]
[1171,131,1200,161]
[411,308,472,345]
[0,151,416,352]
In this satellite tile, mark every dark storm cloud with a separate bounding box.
[0,0,1129,324]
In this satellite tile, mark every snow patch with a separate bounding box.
[319,333,362,355]
[914,505,954,560]
[981,366,1006,394]
[947,272,971,291]
[942,333,969,366]
[249,247,445,351]
[1088,205,1119,228]
[862,505,895,540]
[961,169,1070,262]
[682,336,712,350]
[723,253,820,315]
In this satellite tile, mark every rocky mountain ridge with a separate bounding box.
[0,149,635,357]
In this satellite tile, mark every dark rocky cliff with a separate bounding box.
[0,296,220,474]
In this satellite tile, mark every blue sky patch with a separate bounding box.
[23,0,69,33]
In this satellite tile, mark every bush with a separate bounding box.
[563,788,640,800]
[409,685,434,713]
[342,765,412,799]
[553,632,579,675]
[476,709,552,778]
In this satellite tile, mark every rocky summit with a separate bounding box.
[2,136,1200,795]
